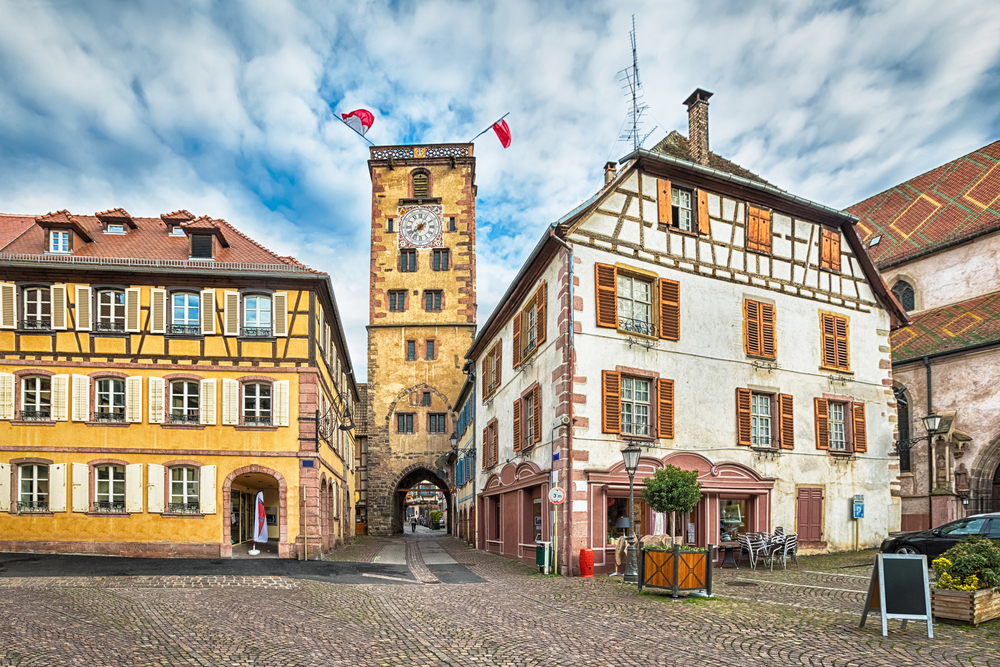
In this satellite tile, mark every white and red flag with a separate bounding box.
[253,491,267,543]
[492,119,512,148]
[341,109,375,136]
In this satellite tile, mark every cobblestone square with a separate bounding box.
[2,534,998,667]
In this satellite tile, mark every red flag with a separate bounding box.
[342,109,375,136]
[492,119,511,148]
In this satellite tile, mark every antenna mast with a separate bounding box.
[617,16,650,152]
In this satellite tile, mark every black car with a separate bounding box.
[880,513,1000,559]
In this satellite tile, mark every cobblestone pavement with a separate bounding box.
[2,536,999,666]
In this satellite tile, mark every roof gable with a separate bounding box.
[650,131,770,185]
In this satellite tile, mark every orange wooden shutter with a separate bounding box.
[760,209,772,252]
[495,342,502,388]
[747,206,762,252]
[481,357,489,396]
[736,388,752,446]
[778,394,794,450]
[814,398,830,450]
[532,384,542,443]
[820,314,837,368]
[852,402,867,453]
[658,278,680,341]
[760,303,776,358]
[595,263,618,328]
[657,179,672,225]
[602,370,621,434]
[535,282,546,345]
[658,379,674,439]
[744,300,761,356]
[512,311,522,367]
[697,189,710,235]
[482,427,489,463]
[822,228,841,271]
[512,397,522,452]
[820,230,832,268]
[834,316,849,370]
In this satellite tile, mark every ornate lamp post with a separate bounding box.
[896,412,945,519]
[621,441,642,584]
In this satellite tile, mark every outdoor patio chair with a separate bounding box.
[774,526,785,536]
[771,533,798,570]
[744,534,771,570]
[735,533,752,568]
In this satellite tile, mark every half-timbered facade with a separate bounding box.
[0,209,358,558]
[467,90,907,575]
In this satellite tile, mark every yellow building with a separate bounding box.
[365,144,477,534]
[0,208,358,559]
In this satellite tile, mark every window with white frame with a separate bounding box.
[94,465,125,512]
[170,293,200,334]
[96,378,126,422]
[621,377,650,437]
[616,275,653,336]
[243,295,272,337]
[18,464,48,511]
[829,402,846,451]
[97,290,126,331]
[21,376,51,420]
[170,467,199,513]
[169,381,199,424]
[244,382,272,425]
[671,187,693,232]
[23,287,51,329]
[50,231,70,253]
[106,224,125,234]
[751,393,772,447]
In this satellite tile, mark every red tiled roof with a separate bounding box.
[0,209,303,268]
[890,291,1000,363]
[161,210,195,222]
[96,207,130,220]
[650,131,771,185]
[848,139,1000,268]
[354,383,368,437]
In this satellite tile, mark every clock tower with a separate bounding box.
[365,143,477,535]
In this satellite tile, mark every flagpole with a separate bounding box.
[467,112,510,143]
[336,114,376,146]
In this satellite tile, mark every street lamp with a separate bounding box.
[621,441,642,584]
[895,412,944,454]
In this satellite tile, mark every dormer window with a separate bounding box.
[169,225,186,237]
[105,224,125,234]
[50,231,70,253]
[190,234,214,259]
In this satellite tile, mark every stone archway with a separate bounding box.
[387,463,453,535]
[221,465,289,558]
[968,433,1000,513]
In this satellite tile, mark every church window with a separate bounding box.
[892,280,915,312]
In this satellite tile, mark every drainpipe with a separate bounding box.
[551,230,575,576]
[470,368,478,550]
[924,356,934,525]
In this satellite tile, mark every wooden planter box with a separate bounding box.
[931,587,1000,626]
[638,544,713,597]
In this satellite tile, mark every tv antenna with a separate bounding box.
[617,16,650,151]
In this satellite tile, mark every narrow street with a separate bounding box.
[1,534,997,666]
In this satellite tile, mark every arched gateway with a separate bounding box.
[388,464,453,534]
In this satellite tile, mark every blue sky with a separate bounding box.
[0,0,998,380]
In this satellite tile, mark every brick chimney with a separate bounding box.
[683,88,713,167]
[604,161,618,186]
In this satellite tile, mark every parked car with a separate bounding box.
[880,513,1000,559]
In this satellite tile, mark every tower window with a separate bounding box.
[406,340,416,361]
[891,280,915,312]
[412,172,429,198]
[432,249,450,271]
[389,290,407,312]
[387,218,394,232]
[400,249,417,272]
[424,291,443,311]
[449,217,456,232]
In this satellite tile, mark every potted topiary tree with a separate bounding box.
[637,465,709,596]
[930,536,1000,626]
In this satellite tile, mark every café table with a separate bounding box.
[718,541,740,569]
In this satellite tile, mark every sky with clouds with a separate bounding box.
[0,0,998,380]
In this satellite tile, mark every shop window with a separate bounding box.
[720,498,749,542]
[170,467,200,513]
[94,465,125,512]
[18,464,49,512]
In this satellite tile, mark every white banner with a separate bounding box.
[253,491,267,543]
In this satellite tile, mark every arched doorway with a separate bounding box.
[222,466,288,558]
[390,465,452,535]
[969,434,1000,515]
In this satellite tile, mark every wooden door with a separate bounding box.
[796,488,823,542]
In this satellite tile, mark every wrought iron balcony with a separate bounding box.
[168,411,200,424]
[18,409,51,421]
[95,321,126,332]
[168,324,201,335]
[241,326,273,338]
[19,318,52,331]
[751,436,775,448]
[17,501,48,513]
[242,415,272,426]
[168,502,200,514]
[91,501,126,513]
[618,317,656,337]
[94,411,126,423]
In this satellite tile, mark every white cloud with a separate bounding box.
[0,0,997,379]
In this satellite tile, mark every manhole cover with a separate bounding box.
[726,581,759,587]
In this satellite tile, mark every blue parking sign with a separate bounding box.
[853,501,864,519]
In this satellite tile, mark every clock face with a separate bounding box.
[399,208,442,247]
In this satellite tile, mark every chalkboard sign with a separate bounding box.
[860,554,933,638]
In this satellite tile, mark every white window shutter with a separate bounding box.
[150,289,166,334]
[49,463,67,512]
[274,292,288,337]
[51,374,69,421]
[222,378,239,425]
[125,463,143,513]
[147,463,165,513]
[0,372,14,420]
[148,378,165,424]
[200,289,216,334]
[200,465,217,514]
[125,288,141,333]
[224,291,240,336]
[0,463,9,511]
[0,283,15,329]
[200,379,217,425]
[71,374,90,422]
[51,284,67,330]
[75,285,92,331]
[72,462,89,512]
[126,376,143,423]
[274,380,290,427]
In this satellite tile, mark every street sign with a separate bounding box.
[853,495,864,520]
[548,487,566,505]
